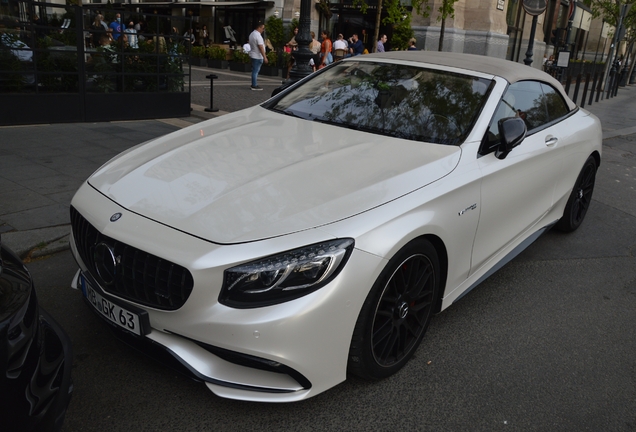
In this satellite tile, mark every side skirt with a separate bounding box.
[452,222,555,305]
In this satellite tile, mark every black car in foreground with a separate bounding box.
[0,235,73,431]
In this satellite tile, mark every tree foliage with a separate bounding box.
[590,1,636,43]
[350,0,459,51]
[354,0,415,50]
[590,0,636,80]
[382,0,410,23]
[410,0,460,23]
[392,17,415,50]
[265,15,284,50]
[589,0,636,26]
[382,1,414,50]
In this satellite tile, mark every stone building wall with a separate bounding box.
[411,0,509,59]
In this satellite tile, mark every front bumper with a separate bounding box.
[70,184,384,402]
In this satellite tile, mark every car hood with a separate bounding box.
[88,106,461,244]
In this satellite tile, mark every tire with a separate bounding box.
[348,238,440,380]
[556,156,597,232]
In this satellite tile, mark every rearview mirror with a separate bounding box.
[495,117,527,160]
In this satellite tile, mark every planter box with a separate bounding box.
[209,44,232,60]
[208,59,229,69]
[189,57,204,67]
[229,62,252,73]
[0,92,190,126]
[259,66,280,77]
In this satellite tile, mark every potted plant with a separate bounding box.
[190,45,206,67]
[229,49,251,72]
[207,46,229,69]
[259,51,279,76]
[265,15,284,54]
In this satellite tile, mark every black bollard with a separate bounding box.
[588,72,598,107]
[607,63,617,99]
[572,74,582,106]
[596,72,604,102]
[205,74,219,113]
[580,73,590,108]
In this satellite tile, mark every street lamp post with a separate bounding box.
[523,15,539,66]
[522,0,547,67]
[602,3,632,94]
[288,0,314,82]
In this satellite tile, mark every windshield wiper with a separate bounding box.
[270,107,304,119]
[314,117,399,139]
[313,117,343,127]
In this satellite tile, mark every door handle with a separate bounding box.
[545,136,558,147]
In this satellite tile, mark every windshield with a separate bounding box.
[266,60,493,145]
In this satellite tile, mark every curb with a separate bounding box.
[1,225,71,260]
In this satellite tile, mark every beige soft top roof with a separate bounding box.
[363,51,576,110]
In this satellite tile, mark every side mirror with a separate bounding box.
[495,117,527,160]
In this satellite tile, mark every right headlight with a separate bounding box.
[219,238,355,308]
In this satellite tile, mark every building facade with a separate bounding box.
[1,0,615,69]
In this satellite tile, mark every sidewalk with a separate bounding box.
[0,118,205,259]
[582,85,636,139]
[1,72,635,260]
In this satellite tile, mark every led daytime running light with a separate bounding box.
[220,239,354,308]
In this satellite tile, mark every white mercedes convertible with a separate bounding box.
[69,51,602,402]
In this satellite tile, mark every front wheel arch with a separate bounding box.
[422,234,448,314]
[347,237,444,380]
[592,151,601,167]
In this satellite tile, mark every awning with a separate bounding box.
[127,0,271,6]
[121,2,175,7]
[187,1,261,5]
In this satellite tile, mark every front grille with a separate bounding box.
[70,206,194,311]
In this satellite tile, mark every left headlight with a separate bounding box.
[219,238,355,308]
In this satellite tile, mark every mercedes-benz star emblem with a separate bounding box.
[110,213,122,222]
[398,302,409,319]
[93,242,119,286]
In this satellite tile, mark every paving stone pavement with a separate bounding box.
[1,66,634,259]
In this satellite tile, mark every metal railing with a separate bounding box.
[0,1,192,123]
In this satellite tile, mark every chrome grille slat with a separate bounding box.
[70,206,194,311]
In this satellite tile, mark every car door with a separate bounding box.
[470,80,566,274]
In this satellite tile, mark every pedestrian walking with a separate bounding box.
[319,30,332,68]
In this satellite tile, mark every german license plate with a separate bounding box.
[80,275,142,336]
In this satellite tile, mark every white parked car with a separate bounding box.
[69,51,602,402]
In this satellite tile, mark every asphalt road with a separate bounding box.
[27,135,636,430]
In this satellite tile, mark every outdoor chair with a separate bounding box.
[334,48,347,61]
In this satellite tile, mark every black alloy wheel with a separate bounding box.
[556,156,597,232]
[348,239,439,380]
